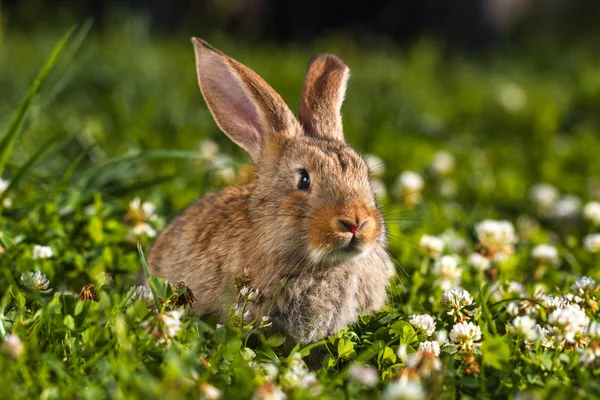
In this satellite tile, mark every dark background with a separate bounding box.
[3,0,600,49]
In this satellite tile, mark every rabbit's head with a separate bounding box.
[193,38,386,268]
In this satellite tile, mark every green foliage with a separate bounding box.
[0,18,600,399]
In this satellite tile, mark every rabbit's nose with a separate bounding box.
[337,218,372,234]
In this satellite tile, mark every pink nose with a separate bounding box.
[338,219,360,234]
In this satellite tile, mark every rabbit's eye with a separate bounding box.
[297,169,311,191]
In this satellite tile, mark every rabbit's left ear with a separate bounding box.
[299,54,350,142]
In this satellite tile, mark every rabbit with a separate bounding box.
[147,37,395,344]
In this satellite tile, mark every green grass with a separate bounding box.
[1,19,600,399]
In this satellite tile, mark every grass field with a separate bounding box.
[1,20,600,399]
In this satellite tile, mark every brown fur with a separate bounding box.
[147,38,394,344]
[300,54,349,141]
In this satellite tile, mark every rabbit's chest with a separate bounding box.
[270,269,362,343]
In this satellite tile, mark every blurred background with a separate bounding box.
[3,0,600,47]
[0,0,599,240]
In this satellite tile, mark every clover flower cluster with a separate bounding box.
[20,271,52,294]
[279,353,321,395]
[409,314,437,337]
[419,235,445,260]
[196,138,242,184]
[32,245,54,260]
[441,288,474,322]
[394,171,424,206]
[449,322,482,351]
[140,310,183,347]
[529,183,600,233]
[474,219,518,262]
[531,244,559,266]
[432,256,463,290]
[493,273,599,359]
[125,196,159,242]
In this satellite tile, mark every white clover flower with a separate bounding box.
[496,82,527,112]
[529,183,559,215]
[0,178,13,207]
[348,364,378,387]
[488,282,505,302]
[571,277,597,296]
[577,345,600,367]
[365,154,385,178]
[383,380,425,400]
[2,333,23,359]
[371,179,387,200]
[506,281,527,297]
[397,171,424,192]
[548,305,589,343]
[583,201,600,225]
[127,222,157,243]
[0,178,9,192]
[409,314,436,337]
[231,304,251,324]
[395,171,424,206]
[538,325,561,349]
[449,322,482,350]
[252,383,287,400]
[542,294,583,310]
[419,235,445,259]
[564,293,584,305]
[474,220,518,261]
[510,316,539,342]
[260,316,273,329]
[405,348,442,377]
[281,353,319,392]
[585,321,600,339]
[199,383,222,400]
[32,245,53,260]
[211,154,236,184]
[129,286,155,307]
[128,197,158,222]
[442,288,473,311]
[584,233,600,253]
[506,302,521,316]
[531,244,559,266]
[551,195,582,219]
[140,310,183,346]
[240,286,259,302]
[418,340,441,356]
[430,151,455,176]
[468,252,491,271]
[20,271,52,293]
[255,363,280,383]
[433,256,463,290]
[197,138,220,163]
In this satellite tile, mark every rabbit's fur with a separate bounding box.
[148,38,395,344]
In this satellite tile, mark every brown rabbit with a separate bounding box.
[147,38,394,344]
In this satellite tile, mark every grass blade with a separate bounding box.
[137,242,162,313]
[0,135,60,212]
[80,150,207,186]
[0,27,74,178]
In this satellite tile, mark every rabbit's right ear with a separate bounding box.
[299,54,350,142]
[192,38,300,162]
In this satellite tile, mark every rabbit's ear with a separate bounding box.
[192,38,300,161]
[299,54,350,142]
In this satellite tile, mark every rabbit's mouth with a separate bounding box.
[308,237,371,265]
